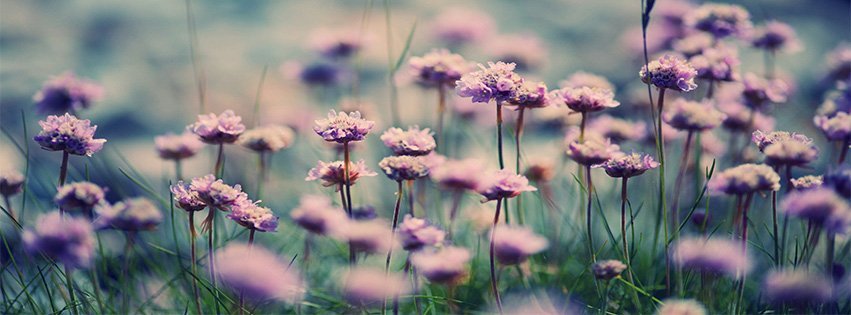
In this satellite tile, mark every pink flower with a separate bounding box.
[477,170,537,202]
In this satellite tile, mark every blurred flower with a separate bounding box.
[750,21,802,53]
[228,199,278,232]
[656,299,707,315]
[351,205,377,221]
[592,260,626,280]
[814,112,851,141]
[411,246,470,284]
[408,49,472,88]
[671,237,750,278]
[189,174,246,209]
[595,152,659,178]
[567,137,621,166]
[170,181,206,212]
[333,219,394,254]
[290,195,346,235]
[94,198,163,231]
[398,215,445,251]
[685,3,752,39]
[717,100,775,132]
[477,170,537,202]
[23,211,95,269]
[420,152,447,170]
[506,81,550,109]
[663,99,725,131]
[640,54,698,92]
[34,113,106,156]
[428,8,495,46]
[551,86,619,113]
[55,181,105,212]
[708,163,780,195]
[587,115,647,142]
[305,160,376,189]
[378,156,430,182]
[456,61,524,104]
[430,158,485,191]
[380,126,436,156]
[214,243,304,302]
[672,33,715,58]
[342,267,409,305]
[313,110,375,143]
[791,175,823,190]
[154,132,204,160]
[187,110,246,144]
[491,225,548,265]
[281,61,346,87]
[781,188,851,233]
[826,43,851,81]
[238,125,295,153]
[33,72,103,115]
[308,27,367,59]
[523,158,556,183]
[689,45,740,82]
[484,33,547,72]
[817,82,851,118]
[763,269,833,306]
[824,166,851,198]
[752,130,812,152]
[762,138,819,167]
[559,71,615,92]
[741,73,790,108]
[0,169,24,197]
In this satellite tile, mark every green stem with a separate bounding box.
[586,164,596,263]
[64,266,78,315]
[384,181,403,313]
[436,84,446,153]
[515,107,526,226]
[620,178,642,310]
[188,211,202,315]
[59,151,70,187]
[489,198,504,313]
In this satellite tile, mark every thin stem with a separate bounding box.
[64,266,78,315]
[122,232,135,314]
[206,206,217,290]
[670,131,694,238]
[489,198,504,313]
[515,107,526,226]
[436,84,446,153]
[621,178,642,309]
[213,144,224,177]
[839,138,849,164]
[59,151,70,187]
[826,232,835,278]
[343,142,354,215]
[655,88,670,295]
[407,180,415,216]
[239,229,256,315]
[585,164,596,263]
[496,101,505,170]
[248,229,256,247]
[175,159,184,181]
[257,151,267,199]
[188,211,202,315]
[2,196,14,223]
[384,181,403,313]
[579,111,587,142]
[736,193,754,313]
[447,190,463,240]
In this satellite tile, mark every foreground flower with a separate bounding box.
[685,3,752,39]
[33,72,103,115]
[477,170,537,202]
[505,81,550,109]
[189,174,246,209]
[378,156,430,182]
[34,113,106,156]
[94,198,163,231]
[0,169,24,197]
[55,181,105,213]
[791,175,823,190]
[551,86,618,113]
[155,132,204,160]
[398,215,445,251]
[238,125,295,153]
[656,299,707,315]
[639,54,698,92]
[567,137,621,166]
[290,195,347,235]
[411,246,471,284]
[671,237,751,278]
[305,160,376,189]
[752,130,813,152]
[455,61,524,104]
[663,99,725,131]
[342,267,409,305]
[751,21,802,53]
[592,260,627,280]
[215,243,304,302]
[22,211,95,269]
[491,225,548,264]
[762,269,833,306]
[430,158,485,191]
[313,110,375,143]
[708,163,780,195]
[595,152,659,178]
[170,182,206,212]
[408,49,472,88]
[781,188,851,233]
[187,110,246,144]
[380,127,436,156]
[228,199,279,232]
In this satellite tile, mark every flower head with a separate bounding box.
[656,299,707,315]
[33,72,103,115]
[342,267,409,305]
[550,86,618,113]
[752,130,818,166]
[170,181,206,212]
[408,49,472,88]
[791,175,823,191]
[505,81,550,109]
[94,198,163,231]
[741,73,790,108]
[283,61,346,86]
[671,237,751,278]
[826,43,851,81]
[155,132,204,160]
[817,83,851,118]
[0,169,24,197]
[398,215,445,251]
[689,45,740,82]
[708,163,780,195]
[825,166,851,198]
[411,246,471,284]
[33,113,106,156]
[751,21,802,53]
[380,126,436,156]
[592,260,627,280]
[305,160,376,189]
[781,188,851,233]
[215,243,304,302]
[189,175,246,209]
[663,99,725,131]
[685,3,752,39]
[492,225,548,265]
[333,220,394,254]
[523,158,557,183]
[763,269,833,306]
[559,71,615,92]
[814,112,851,141]
[595,152,659,178]
[55,182,105,212]
[313,110,374,143]
[228,199,278,232]
[455,62,524,104]
[187,110,246,144]
[639,54,698,92]
[430,158,485,191]
[23,211,95,269]
[567,137,621,166]
[717,100,775,132]
[290,195,347,235]
[587,115,647,142]
[378,156,430,182]
[238,125,295,153]
[309,27,366,59]
[672,33,715,57]
[477,170,537,202]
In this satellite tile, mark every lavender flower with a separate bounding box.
[187,110,246,144]
[228,199,278,232]
[671,237,751,278]
[741,73,790,108]
[333,219,394,254]
[685,3,752,39]
[94,198,163,231]
[313,110,375,143]
[308,27,366,59]
[639,54,698,92]
[290,195,347,235]
[752,130,813,152]
[791,175,823,191]
[22,211,95,269]
[689,45,740,82]
[398,215,445,251]
[751,21,802,53]
[154,132,204,160]
[411,246,471,284]
[189,174,246,209]
[550,86,618,113]
[595,152,659,178]
[781,188,851,233]
[408,49,472,88]
[0,169,24,197]
[708,163,780,195]
[559,71,615,92]
[484,34,547,72]
[378,156,430,182]
[477,170,537,202]
[717,100,775,132]
[491,225,548,265]
[656,299,707,315]
[170,181,206,212]
[238,125,295,153]
[814,112,851,141]
[817,82,851,117]
[430,158,486,191]
[824,166,851,198]
[826,43,851,81]
[566,137,621,166]
[214,243,304,302]
[455,62,524,104]
[663,99,726,131]
[587,115,647,142]
[505,81,551,109]
[763,269,833,306]
[672,33,715,57]
[33,113,106,156]
[33,72,103,115]
[380,126,436,156]
[428,8,495,46]
[592,260,627,280]
[342,267,409,305]
[55,181,105,212]
[282,61,346,86]
[762,139,819,167]
[305,160,376,189]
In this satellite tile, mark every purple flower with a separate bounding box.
[656,299,707,315]
[378,156,430,182]
[663,99,726,131]
[398,215,445,251]
[491,225,548,265]
[567,137,621,166]
[408,49,472,88]
[671,237,751,278]
[313,110,375,143]
[781,188,851,233]
[428,8,494,46]
[170,181,206,212]
[751,21,802,53]
[587,115,647,142]
[187,110,246,144]
[763,269,833,306]
[380,126,436,156]
[410,246,471,284]
[550,86,618,113]
[818,82,851,117]
[592,260,627,280]
[484,34,547,72]
[214,243,304,302]
[763,139,819,167]
[826,43,851,81]
[33,113,106,156]
[238,125,295,153]
[282,61,346,86]
[333,219,394,254]
[189,174,246,209]
[717,100,775,132]
[290,195,347,235]
[825,166,851,198]
[228,199,279,232]
[505,81,551,109]
[559,71,615,92]
[814,112,851,141]
[94,198,163,231]
[752,130,813,152]
[685,3,752,39]
[689,45,741,82]
[342,267,409,305]
[305,160,376,189]
[639,54,698,92]
[523,158,557,183]
[741,73,790,108]
[790,175,823,191]
[55,181,105,212]
[455,61,524,104]
[308,27,367,59]
[154,132,204,160]
[595,152,659,178]
[672,33,715,57]
[708,163,780,195]
[477,170,537,202]
[33,72,103,115]
[22,211,95,269]
[430,158,485,191]
[0,169,25,197]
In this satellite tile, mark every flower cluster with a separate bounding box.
[505,81,550,109]
[762,269,833,306]
[308,27,366,59]
[752,130,813,152]
[791,175,823,190]
[187,110,246,144]
[663,99,726,131]
[290,195,346,235]
[671,237,751,278]
[455,62,525,104]
[753,130,818,166]
[94,198,163,231]
[238,125,296,153]
[313,110,375,143]
[305,160,376,189]
[673,33,714,57]
[411,246,471,284]
[750,21,802,53]
[378,156,430,182]
[33,72,103,115]
[170,182,206,212]
[33,113,106,156]
[154,132,204,160]
[429,158,485,191]
[550,86,619,113]
[398,215,445,251]
[0,169,24,197]
[657,299,708,315]
[592,260,627,280]
[689,45,740,82]
[741,73,790,108]
[215,243,304,302]
[781,188,851,234]
[595,152,659,178]
[477,170,537,202]
[491,224,548,265]
[180,174,247,209]
[639,54,698,92]
[567,137,621,166]
[341,267,409,305]
[685,3,752,39]
[380,126,436,156]
[408,49,472,88]
[559,71,615,91]
[587,115,647,142]
[55,181,105,212]
[708,163,780,195]
[227,199,279,232]
[814,112,851,141]
[333,219,394,254]
[22,211,95,269]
